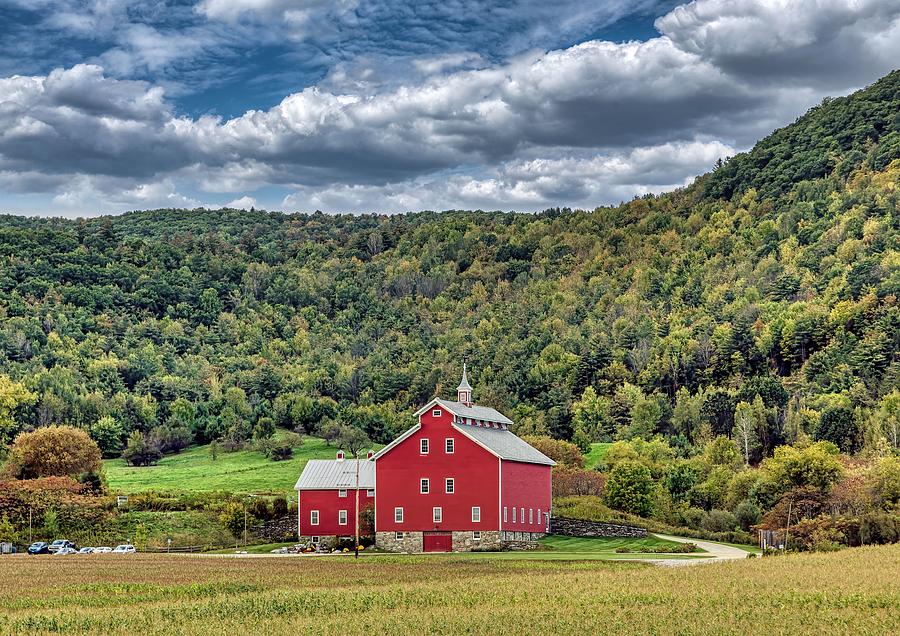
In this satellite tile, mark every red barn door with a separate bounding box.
[423,532,452,552]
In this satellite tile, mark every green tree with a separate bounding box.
[815,406,860,453]
[0,375,37,445]
[90,416,126,458]
[603,460,654,517]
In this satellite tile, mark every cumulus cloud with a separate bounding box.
[1,0,900,216]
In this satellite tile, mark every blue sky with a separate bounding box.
[0,0,898,216]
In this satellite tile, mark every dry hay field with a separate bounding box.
[2,545,898,635]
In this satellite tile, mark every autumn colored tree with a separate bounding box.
[5,425,102,480]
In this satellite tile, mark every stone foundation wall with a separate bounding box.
[550,517,647,538]
[376,531,423,553]
[299,534,336,545]
[453,530,501,551]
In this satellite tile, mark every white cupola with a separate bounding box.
[457,363,473,406]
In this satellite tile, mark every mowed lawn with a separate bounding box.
[104,437,341,496]
[2,546,898,635]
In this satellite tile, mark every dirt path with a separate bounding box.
[646,534,753,567]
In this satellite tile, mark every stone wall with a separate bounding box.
[376,531,423,553]
[254,515,299,542]
[550,517,647,538]
[453,530,501,551]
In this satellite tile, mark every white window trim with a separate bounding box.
[473,531,481,540]
[338,489,347,498]
[433,507,442,523]
[395,531,404,540]
[512,507,516,523]
[445,478,454,494]
[366,489,375,497]
[420,438,429,454]
[310,510,319,526]
[339,510,348,525]
[472,506,481,523]
[520,507,524,523]
[432,409,442,417]
[445,438,454,454]
[503,506,508,523]
[311,535,320,543]
[394,507,404,523]
[420,478,430,494]
[529,508,533,524]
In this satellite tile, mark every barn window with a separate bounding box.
[445,478,454,494]
[538,508,542,524]
[529,509,533,524]
[339,510,348,525]
[366,489,375,497]
[394,507,404,522]
[503,507,508,523]
[420,438,429,454]
[512,507,516,523]
[520,508,525,523]
[445,438,454,453]
[433,507,442,523]
[310,510,319,526]
[472,507,480,522]
[338,489,347,498]
[473,531,481,541]
[432,409,442,417]
[395,532,404,540]
[311,536,320,543]
[420,478,430,494]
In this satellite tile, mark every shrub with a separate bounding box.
[219,500,251,539]
[272,497,288,517]
[702,509,738,533]
[257,432,303,461]
[5,426,102,479]
[148,424,192,454]
[122,431,162,466]
[603,461,653,517]
[859,512,900,545]
[551,467,605,497]
[734,499,762,531]
[522,436,584,468]
[250,498,271,521]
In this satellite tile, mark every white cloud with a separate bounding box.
[2,0,900,216]
[226,195,258,209]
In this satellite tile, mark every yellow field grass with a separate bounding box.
[2,545,898,635]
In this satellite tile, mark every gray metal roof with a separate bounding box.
[294,459,375,490]
[453,423,556,466]
[426,398,514,426]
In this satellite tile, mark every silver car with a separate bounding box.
[112,544,136,554]
[77,547,95,554]
[55,547,78,555]
[93,546,113,553]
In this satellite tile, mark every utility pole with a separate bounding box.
[354,451,360,559]
[29,507,32,544]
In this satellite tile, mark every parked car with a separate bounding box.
[48,539,76,554]
[93,546,112,553]
[55,547,78,555]
[77,547,95,554]
[27,541,50,555]
[112,544,136,554]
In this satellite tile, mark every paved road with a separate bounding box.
[648,534,753,567]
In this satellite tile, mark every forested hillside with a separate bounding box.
[0,72,898,463]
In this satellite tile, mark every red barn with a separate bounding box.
[372,367,554,552]
[294,453,375,545]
